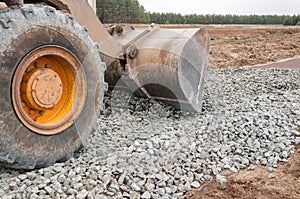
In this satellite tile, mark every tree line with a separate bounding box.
[96,0,300,25]
[149,13,300,25]
[96,0,149,23]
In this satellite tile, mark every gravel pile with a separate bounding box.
[0,67,299,198]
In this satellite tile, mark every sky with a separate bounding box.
[138,0,300,15]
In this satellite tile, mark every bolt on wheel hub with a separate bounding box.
[12,45,87,135]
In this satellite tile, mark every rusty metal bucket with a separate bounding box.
[105,26,210,112]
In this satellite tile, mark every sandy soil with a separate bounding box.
[207,25,300,68]
[187,146,300,199]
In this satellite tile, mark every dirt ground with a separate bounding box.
[187,146,300,199]
[186,25,300,199]
[207,25,300,68]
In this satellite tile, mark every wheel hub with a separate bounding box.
[25,68,63,110]
[12,45,87,135]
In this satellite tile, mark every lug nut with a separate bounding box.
[45,64,51,68]
[29,109,35,115]
[34,62,40,68]
[39,110,45,116]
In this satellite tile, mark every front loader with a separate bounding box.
[0,0,209,169]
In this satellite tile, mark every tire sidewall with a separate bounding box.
[0,5,103,169]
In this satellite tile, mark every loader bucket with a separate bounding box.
[109,27,210,112]
[33,1,209,112]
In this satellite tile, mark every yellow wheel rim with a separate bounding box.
[12,45,87,135]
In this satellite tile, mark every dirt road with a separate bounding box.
[208,25,300,68]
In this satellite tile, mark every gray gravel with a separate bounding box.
[0,67,299,198]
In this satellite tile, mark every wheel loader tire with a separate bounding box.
[0,4,106,169]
